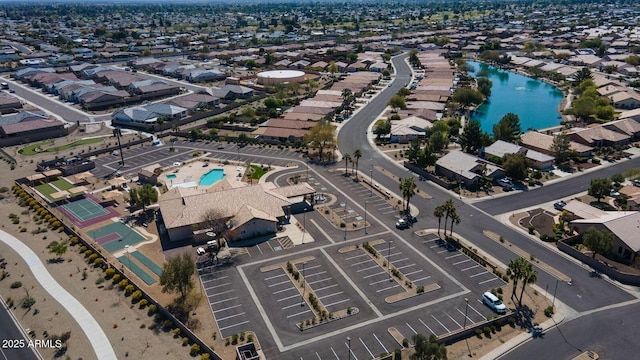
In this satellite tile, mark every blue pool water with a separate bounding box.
[467,61,564,133]
[166,174,176,179]
[199,168,225,186]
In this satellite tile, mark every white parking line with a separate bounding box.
[308,278,332,285]
[352,259,374,266]
[306,271,327,278]
[470,271,488,278]
[445,253,463,259]
[208,290,235,297]
[376,284,399,293]
[210,297,238,305]
[430,244,441,248]
[369,278,392,285]
[363,271,385,279]
[445,312,462,328]
[324,298,350,307]
[273,287,296,295]
[453,259,471,266]
[407,322,418,335]
[479,277,500,285]
[359,338,374,359]
[219,320,249,332]
[373,333,388,354]
[304,265,322,271]
[268,280,291,287]
[331,347,339,359]
[313,284,338,292]
[277,294,301,302]
[461,264,481,271]
[217,312,246,321]
[345,342,358,360]
[283,302,304,310]
[382,210,397,214]
[213,304,242,313]
[204,282,231,290]
[410,276,432,283]
[419,318,437,336]
[357,265,380,272]
[468,304,486,318]
[457,308,475,324]
[265,273,287,281]
[318,292,343,300]
[437,249,448,254]
[287,309,311,319]
[202,275,228,283]
[422,239,438,243]
[345,253,368,261]
[395,263,415,270]
[403,269,423,276]
[431,315,450,333]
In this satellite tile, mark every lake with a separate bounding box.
[467,60,564,134]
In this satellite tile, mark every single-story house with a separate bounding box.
[519,131,593,157]
[571,210,640,264]
[389,116,433,143]
[435,150,505,188]
[0,111,65,139]
[567,126,630,147]
[481,140,554,170]
[0,93,22,114]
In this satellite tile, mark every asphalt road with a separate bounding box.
[0,298,40,360]
[475,156,640,215]
[500,301,640,360]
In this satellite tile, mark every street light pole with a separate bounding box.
[344,202,347,241]
[301,210,306,244]
[388,240,393,282]
[347,337,351,360]
[464,298,471,357]
[364,200,367,235]
[552,278,559,307]
[369,169,373,197]
[300,262,306,307]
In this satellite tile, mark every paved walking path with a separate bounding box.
[0,230,117,360]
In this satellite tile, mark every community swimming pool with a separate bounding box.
[199,168,225,186]
[166,174,177,179]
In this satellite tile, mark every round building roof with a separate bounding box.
[257,70,305,79]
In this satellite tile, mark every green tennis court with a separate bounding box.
[63,197,109,222]
[117,255,156,285]
[51,177,73,191]
[87,222,145,253]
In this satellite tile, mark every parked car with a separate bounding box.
[482,292,507,314]
[610,189,621,197]
[634,179,640,187]
[395,219,408,229]
[196,247,206,256]
[554,200,566,211]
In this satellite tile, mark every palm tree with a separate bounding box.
[352,149,362,178]
[506,257,528,301]
[402,177,417,214]
[442,199,455,235]
[434,205,445,236]
[341,88,353,107]
[449,212,461,237]
[343,153,351,176]
[518,261,537,306]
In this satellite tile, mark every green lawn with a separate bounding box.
[34,183,57,200]
[19,138,103,156]
[51,177,73,191]
[250,164,266,179]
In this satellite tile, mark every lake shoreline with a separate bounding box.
[467,59,571,133]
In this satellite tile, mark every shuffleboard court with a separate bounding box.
[117,255,156,285]
[87,222,145,253]
[130,251,163,276]
[35,182,58,200]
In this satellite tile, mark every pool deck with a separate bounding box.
[162,159,245,189]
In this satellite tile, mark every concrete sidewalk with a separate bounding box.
[0,230,117,360]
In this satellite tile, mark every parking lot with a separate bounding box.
[421,234,506,288]
[90,140,299,179]
[199,265,254,338]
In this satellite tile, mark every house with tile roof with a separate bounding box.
[158,182,315,242]
[435,150,505,188]
[519,131,593,157]
[571,210,640,264]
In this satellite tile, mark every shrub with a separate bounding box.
[22,296,36,308]
[131,290,143,302]
[232,334,239,345]
[111,274,121,283]
[190,344,200,356]
[544,306,554,317]
[483,326,492,337]
[147,304,157,315]
[124,284,135,295]
[10,281,22,288]
[88,253,98,262]
[104,268,115,278]
[528,225,535,234]
[172,328,181,338]
[138,299,148,308]
[95,277,105,285]
[402,338,409,347]
[182,337,189,346]
[118,279,128,290]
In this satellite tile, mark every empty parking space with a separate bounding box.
[261,268,312,324]
[296,332,398,360]
[199,266,252,338]
[421,234,506,287]
[371,241,433,288]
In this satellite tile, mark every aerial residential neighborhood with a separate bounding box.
[1,1,640,360]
